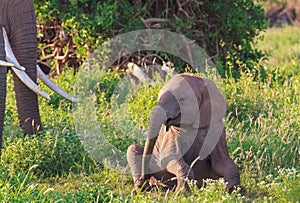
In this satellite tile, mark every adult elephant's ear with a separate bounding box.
[192,78,227,129]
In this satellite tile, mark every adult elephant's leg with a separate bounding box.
[7,0,41,134]
[0,27,7,151]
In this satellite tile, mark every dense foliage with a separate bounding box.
[33,0,268,77]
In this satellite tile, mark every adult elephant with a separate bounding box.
[0,0,79,151]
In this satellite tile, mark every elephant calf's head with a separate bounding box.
[156,74,226,128]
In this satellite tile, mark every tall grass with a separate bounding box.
[0,27,299,202]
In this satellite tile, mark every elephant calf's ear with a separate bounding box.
[193,78,227,128]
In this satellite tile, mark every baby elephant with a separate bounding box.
[127,74,241,192]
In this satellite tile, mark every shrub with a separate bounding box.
[33,0,268,78]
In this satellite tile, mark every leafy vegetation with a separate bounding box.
[1,26,299,202]
[33,0,267,77]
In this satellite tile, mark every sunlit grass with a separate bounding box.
[257,26,300,76]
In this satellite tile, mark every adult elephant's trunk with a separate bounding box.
[141,106,167,177]
[6,0,41,134]
[0,27,7,151]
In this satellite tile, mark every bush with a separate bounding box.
[34,0,121,55]
[2,72,99,177]
[33,0,268,78]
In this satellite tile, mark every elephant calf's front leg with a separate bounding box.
[127,144,165,192]
[211,152,241,192]
[166,158,194,192]
[127,144,157,191]
[222,159,241,192]
[127,144,144,185]
[208,130,241,192]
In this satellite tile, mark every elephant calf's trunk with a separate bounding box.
[142,106,167,177]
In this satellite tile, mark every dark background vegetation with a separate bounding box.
[33,0,268,78]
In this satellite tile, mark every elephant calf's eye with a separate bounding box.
[178,96,185,103]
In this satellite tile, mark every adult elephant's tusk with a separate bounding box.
[2,28,26,71]
[2,27,80,102]
[0,58,25,71]
[2,27,50,100]
[37,65,81,103]
[12,67,51,100]
[0,59,15,67]
[6,59,26,71]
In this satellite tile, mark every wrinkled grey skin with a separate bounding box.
[0,0,41,150]
[127,74,241,192]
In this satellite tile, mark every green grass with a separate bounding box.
[1,26,300,202]
[257,26,300,77]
